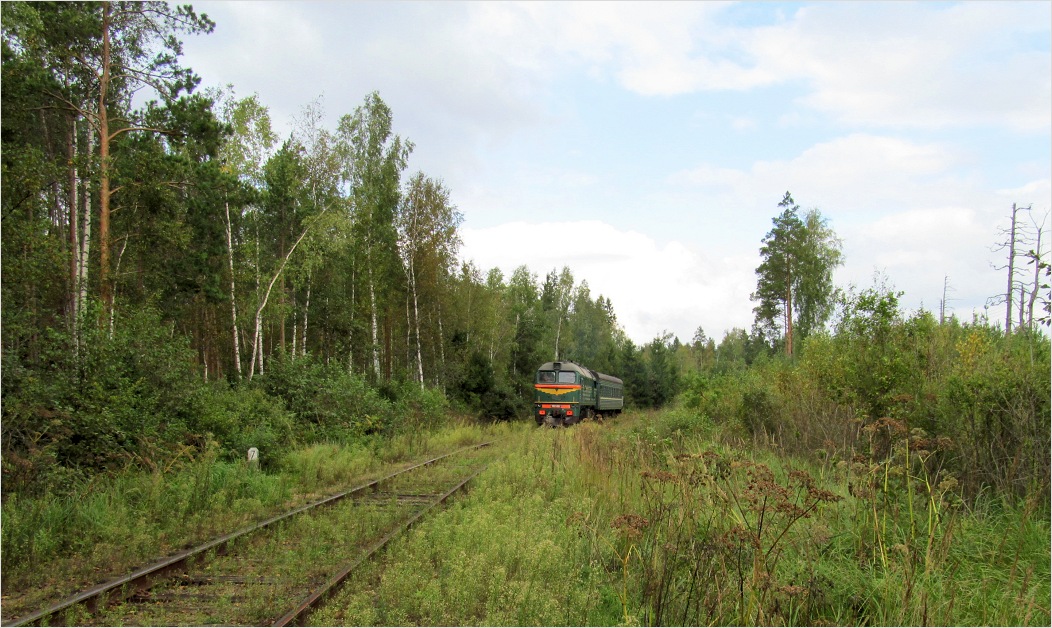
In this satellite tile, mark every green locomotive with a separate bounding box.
[534,361,623,427]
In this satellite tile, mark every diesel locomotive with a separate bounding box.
[534,361,623,427]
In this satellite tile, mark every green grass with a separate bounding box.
[0,419,503,623]
[4,411,1048,626]
[314,412,1050,626]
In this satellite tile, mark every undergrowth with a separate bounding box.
[0,420,496,622]
[319,413,1050,626]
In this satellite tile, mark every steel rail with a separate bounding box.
[273,465,487,627]
[3,441,493,628]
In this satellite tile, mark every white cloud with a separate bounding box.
[840,206,997,312]
[753,3,1052,131]
[177,1,1049,338]
[460,221,756,343]
[466,1,1050,131]
[669,133,977,216]
[729,116,758,131]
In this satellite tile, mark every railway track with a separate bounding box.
[4,442,494,627]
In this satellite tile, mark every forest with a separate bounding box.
[2,0,1049,516]
[1,1,684,498]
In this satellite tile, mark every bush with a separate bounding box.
[2,305,212,495]
[189,385,296,466]
[251,353,395,439]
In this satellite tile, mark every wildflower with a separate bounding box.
[611,514,649,539]
[937,475,959,494]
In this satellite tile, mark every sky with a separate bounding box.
[180,1,1051,345]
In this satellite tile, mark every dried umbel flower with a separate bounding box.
[724,524,762,550]
[873,416,908,436]
[808,487,842,504]
[641,470,678,483]
[612,513,650,539]
[789,469,817,492]
[937,475,959,494]
[778,584,808,597]
[566,511,588,527]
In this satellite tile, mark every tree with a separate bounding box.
[215,89,277,379]
[29,1,215,323]
[752,191,843,357]
[397,172,462,388]
[542,266,575,360]
[989,203,1048,332]
[337,92,412,380]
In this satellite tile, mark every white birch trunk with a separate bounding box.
[78,127,93,345]
[302,275,310,358]
[248,207,329,379]
[225,200,243,379]
[109,237,128,337]
[68,116,80,333]
[369,264,380,379]
[348,265,356,373]
[412,279,424,388]
[291,292,298,360]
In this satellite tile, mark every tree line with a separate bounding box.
[1,1,679,494]
[3,2,1047,505]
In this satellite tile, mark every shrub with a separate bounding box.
[2,304,212,495]
[251,353,395,439]
[189,385,296,466]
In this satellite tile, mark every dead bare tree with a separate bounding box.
[989,203,1041,333]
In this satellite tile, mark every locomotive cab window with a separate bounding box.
[557,371,576,384]
[538,371,556,383]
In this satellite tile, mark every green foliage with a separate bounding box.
[2,305,210,494]
[318,418,1047,626]
[189,385,296,465]
[1,447,292,581]
[753,192,843,355]
[686,278,1051,504]
[252,352,395,439]
[452,351,521,421]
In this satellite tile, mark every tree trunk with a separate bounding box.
[1027,227,1043,329]
[291,292,298,359]
[437,304,446,390]
[785,279,794,357]
[248,208,329,379]
[78,126,92,340]
[1006,203,1018,333]
[109,236,128,336]
[98,1,114,322]
[225,200,243,379]
[67,114,81,339]
[412,274,425,389]
[368,255,381,380]
[348,263,356,373]
[302,272,311,358]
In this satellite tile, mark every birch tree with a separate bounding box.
[397,172,462,387]
[215,90,276,378]
[337,92,412,380]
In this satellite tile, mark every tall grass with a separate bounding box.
[0,421,503,621]
[317,412,1050,626]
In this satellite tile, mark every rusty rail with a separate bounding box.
[3,441,492,627]
[272,466,486,626]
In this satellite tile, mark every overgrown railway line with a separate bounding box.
[3,442,494,627]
